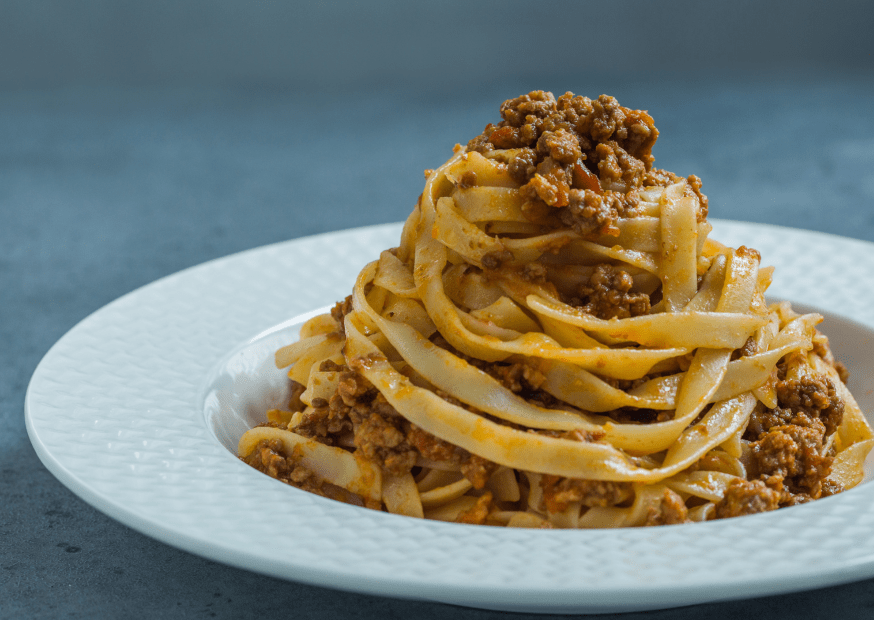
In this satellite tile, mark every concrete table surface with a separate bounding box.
[3,74,874,619]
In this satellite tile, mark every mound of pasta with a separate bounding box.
[240,91,873,527]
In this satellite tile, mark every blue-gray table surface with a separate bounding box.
[3,75,874,619]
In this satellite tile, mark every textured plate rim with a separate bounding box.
[24,220,874,614]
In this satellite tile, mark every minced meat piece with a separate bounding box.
[751,424,832,496]
[776,374,844,436]
[744,368,844,449]
[242,438,366,506]
[407,423,498,489]
[458,171,477,188]
[330,295,353,336]
[460,456,499,490]
[484,358,547,393]
[745,405,797,439]
[499,91,559,128]
[595,141,645,189]
[521,262,548,283]
[481,249,514,270]
[455,492,494,525]
[292,367,417,475]
[355,413,417,476]
[242,439,324,496]
[584,95,658,167]
[294,398,353,444]
[522,157,572,207]
[537,128,583,164]
[714,478,781,519]
[508,148,538,184]
[337,368,376,407]
[318,359,345,372]
[733,336,758,360]
[466,91,663,237]
[540,476,631,513]
[465,129,495,154]
[561,189,617,236]
[558,189,641,236]
[287,379,306,412]
[821,480,844,497]
[354,402,417,476]
[645,489,689,526]
[569,264,651,319]
[407,424,459,463]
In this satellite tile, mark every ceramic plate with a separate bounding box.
[25,220,874,614]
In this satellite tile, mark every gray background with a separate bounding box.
[3,1,874,618]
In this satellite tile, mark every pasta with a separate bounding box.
[239,91,873,527]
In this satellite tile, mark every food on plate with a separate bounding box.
[239,91,873,528]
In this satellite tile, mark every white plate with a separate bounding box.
[25,220,874,614]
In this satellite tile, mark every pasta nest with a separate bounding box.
[240,94,872,528]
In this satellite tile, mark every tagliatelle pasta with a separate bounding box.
[239,91,873,528]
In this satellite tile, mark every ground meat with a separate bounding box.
[821,479,844,497]
[407,424,459,463]
[481,249,514,270]
[337,368,375,407]
[430,333,540,392]
[455,492,494,525]
[292,355,502,484]
[645,489,689,526]
[484,357,547,393]
[508,148,538,184]
[559,189,618,236]
[353,397,417,476]
[685,175,708,220]
[537,128,582,164]
[521,262,548,283]
[595,141,645,189]
[290,364,417,474]
[499,91,560,128]
[751,424,832,497]
[735,245,761,263]
[776,374,844,436]
[287,380,306,412]
[566,264,651,319]
[458,171,477,188]
[522,157,572,207]
[460,456,499,490]
[330,295,353,336]
[319,359,345,372]
[242,439,324,496]
[540,476,631,513]
[407,421,498,489]
[714,478,781,519]
[745,369,844,447]
[467,91,664,236]
[559,188,641,236]
[745,405,796,439]
[465,130,495,154]
[294,398,353,444]
[732,336,758,360]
